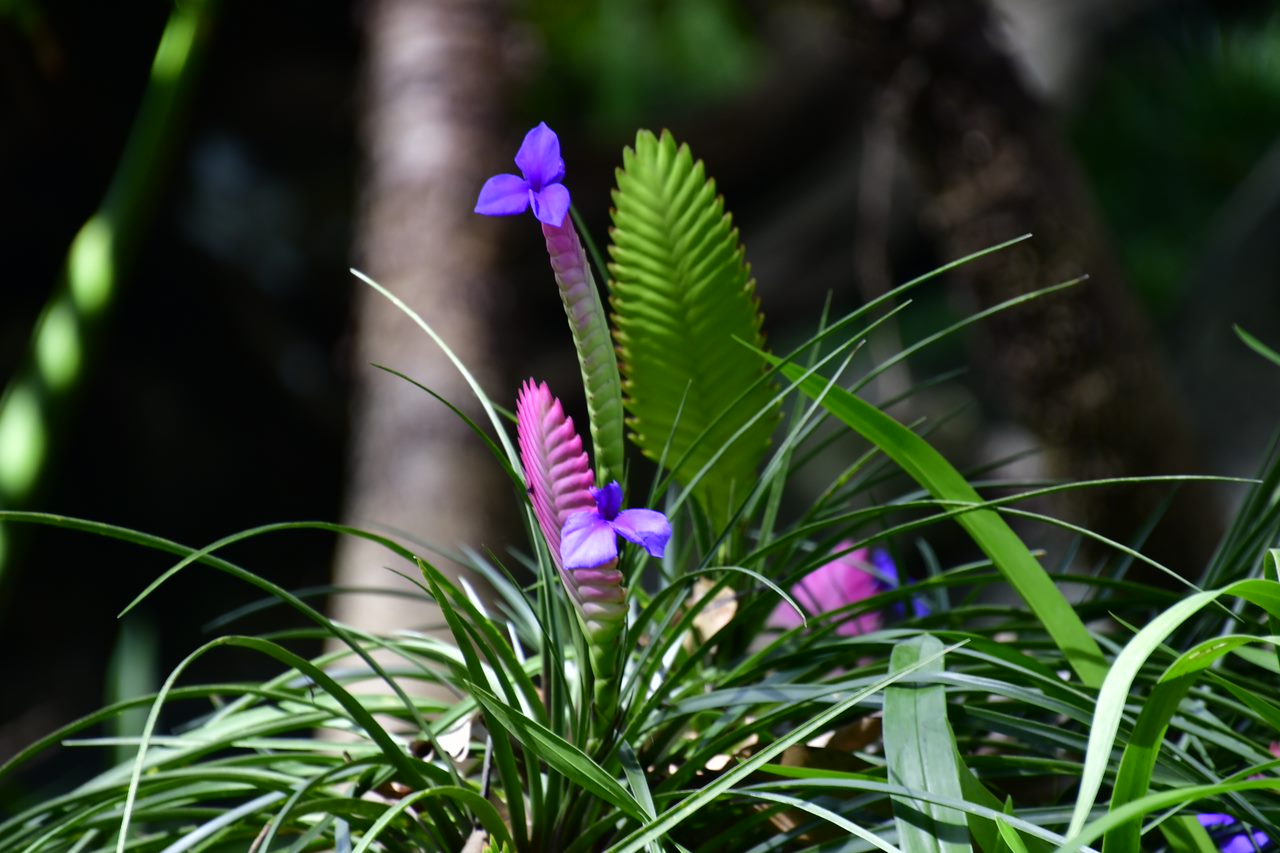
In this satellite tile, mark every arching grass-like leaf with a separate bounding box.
[1236,324,1280,369]
[1069,576,1280,839]
[608,129,778,528]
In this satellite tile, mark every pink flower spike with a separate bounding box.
[516,379,595,569]
[769,543,883,637]
[516,380,629,689]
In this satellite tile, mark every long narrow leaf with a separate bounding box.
[1236,325,1280,368]
[883,636,972,853]
[1069,579,1280,837]
[469,687,648,824]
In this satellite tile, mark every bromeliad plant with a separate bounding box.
[5,120,1280,852]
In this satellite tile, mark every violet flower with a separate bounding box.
[474,121,571,226]
[1196,813,1270,852]
[561,481,671,570]
[872,548,932,619]
[768,544,925,637]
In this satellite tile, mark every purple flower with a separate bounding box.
[560,481,671,570]
[475,122,571,226]
[1197,814,1271,852]
[872,549,931,618]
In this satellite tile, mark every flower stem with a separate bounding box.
[541,219,627,488]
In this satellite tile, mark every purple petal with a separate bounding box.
[514,122,565,190]
[871,549,899,590]
[1222,830,1270,853]
[591,481,623,521]
[1197,813,1237,828]
[872,548,932,618]
[530,183,571,227]
[475,173,531,216]
[561,511,618,569]
[610,508,671,558]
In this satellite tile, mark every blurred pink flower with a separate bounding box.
[768,543,884,637]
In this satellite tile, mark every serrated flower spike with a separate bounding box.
[474,122,570,226]
[515,379,629,690]
[477,122,625,487]
[561,481,671,570]
[515,378,595,571]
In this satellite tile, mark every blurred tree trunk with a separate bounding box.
[849,0,1219,582]
[335,0,507,638]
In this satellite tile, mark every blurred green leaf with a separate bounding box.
[1236,324,1280,368]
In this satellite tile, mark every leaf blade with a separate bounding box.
[883,636,972,853]
[769,357,1108,688]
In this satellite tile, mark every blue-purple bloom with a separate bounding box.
[1196,814,1271,852]
[474,122,571,226]
[560,481,671,570]
[872,549,931,618]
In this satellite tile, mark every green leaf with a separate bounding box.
[1235,324,1280,368]
[1157,814,1219,853]
[955,753,1052,853]
[1059,778,1280,853]
[1069,578,1280,838]
[114,635,447,853]
[736,790,902,852]
[995,817,1032,853]
[351,786,514,853]
[469,687,648,824]
[352,268,520,473]
[769,357,1108,688]
[606,640,964,853]
[883,636,972,853]
[609,129,778,526]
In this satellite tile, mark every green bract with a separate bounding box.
[608,129,778,529]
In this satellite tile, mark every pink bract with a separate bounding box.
[515,379,595,569]
[768,543,884,637]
